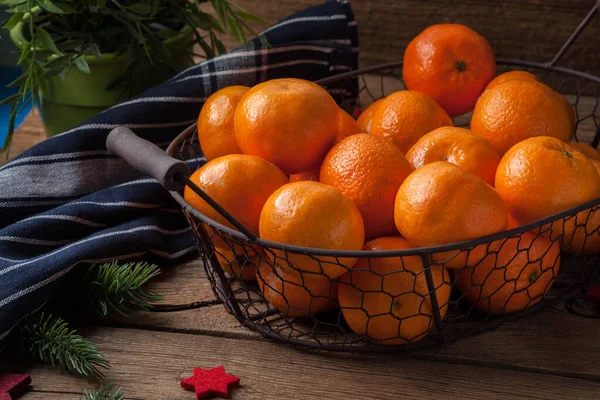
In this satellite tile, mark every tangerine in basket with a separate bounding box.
[569,142,600,161]
[215,247,264,281]
[197,86,249,161]
[403,24,496,116]
[560,154,600,255]
[484,70,538,91]
[234,78,339,174]
[471,79,574,155]
[495,137,600,227]
[371,90,453,153]
[405,126,501,186]
[455,230,561,314]
[336,108,361,143]
[562,207,600,255]
[259,181,365,278]
[320,133,414,239]
[289,167,320,183]
[256,262,337,317]
[394,161,508,268]
[337,236,451,345]
[484,70,576,137]
[184,154,288,250]
[356,98,384,133]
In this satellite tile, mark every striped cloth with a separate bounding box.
[0,0,359,350]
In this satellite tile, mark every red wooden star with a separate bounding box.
[0,374,31,400]
[181,366,240,399]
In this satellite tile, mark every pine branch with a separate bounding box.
[82,384,124,400]
[81,261,163,318]
[23,313,109,380]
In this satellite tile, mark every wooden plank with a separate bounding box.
[7,112,45,161]
[110,304,253,339]
[148,258,216,306]
[210,0,600,76]
[7,327,600,399]
[20,393,75,399]
[121,288,600,380]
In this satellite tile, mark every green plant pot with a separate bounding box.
[10,20,194,136]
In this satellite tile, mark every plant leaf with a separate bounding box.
[235,9,267,24]
[55,2,77,12]
[156,29,179,39]
[8,2,29,11]
[228,15,246,45]
[213,35,226,54]
[2,11,24,29]
[42,65,68,78]
[197,35,215,59]
[75,57,90,74]
[36,0,77,14]
[212,0,228,30]
[96,0,106,8]
[127,3,153,15]
[6,72,27,88]
[203,11,224,33]
[43,54,71,69]
[36,26,61,54]
[0,0,27,6]
[17,44,31,64]
[186,11,209,31]
[88,43,102,58]
[0,93,21,106]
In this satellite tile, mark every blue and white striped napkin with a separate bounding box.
[0,0,359,350]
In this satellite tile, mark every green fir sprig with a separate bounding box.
[23,313,110,380]
[81,383,124,400]
[81,261,162,318]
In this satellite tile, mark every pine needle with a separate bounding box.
[82,384,124,400]
[81,261,163,318]
[24,313,110,380]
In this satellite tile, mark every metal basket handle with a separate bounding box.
[547,2,598,67]
[106,127,258,242]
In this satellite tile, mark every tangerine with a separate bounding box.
[371,90,453,153]
[403,24,496,116]
[471,79,574,155]
[338,236,451,344]
[356,98,384,133]
[259,181,365,278]
[320,134,414,239]
[257,263,338,317]
[198,86,249,161]
[394,162,507,268]
[405,126,500,186]
[184,154,288,249]
[455,231,561,314]
[234,78,339,174]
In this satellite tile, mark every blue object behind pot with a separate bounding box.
[1,6,32,149]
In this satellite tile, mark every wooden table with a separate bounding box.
[3,113,600,399]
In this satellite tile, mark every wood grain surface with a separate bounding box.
[3,327,600,400]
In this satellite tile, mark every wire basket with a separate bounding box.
[108,3,600,352]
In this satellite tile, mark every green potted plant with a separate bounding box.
[0,0,263,140]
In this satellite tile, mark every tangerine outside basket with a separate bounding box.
[107,3,600,352]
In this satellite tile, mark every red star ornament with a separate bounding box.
[0,374,31,400]
[180,366,240,399]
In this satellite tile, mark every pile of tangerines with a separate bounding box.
[184,24,600,344]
